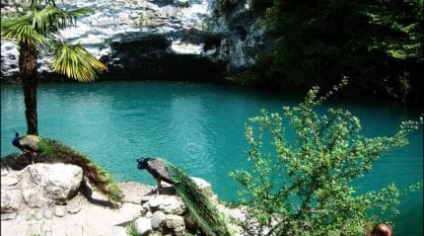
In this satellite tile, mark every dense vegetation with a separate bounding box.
[230,80,422,235]
[227,0,423,104]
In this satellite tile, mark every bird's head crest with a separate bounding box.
[12,131,20,145]
[136,157,149,170]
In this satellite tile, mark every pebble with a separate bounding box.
[54,206,66,217]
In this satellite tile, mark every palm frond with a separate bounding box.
[51,43,107,82]
[32,4,94,33]
[1,16,47,44]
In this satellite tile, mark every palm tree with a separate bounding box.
[1,0,107,135]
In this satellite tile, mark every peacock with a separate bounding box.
[8,132,123,203]
[136,157,233,236]
[12,132,40,163]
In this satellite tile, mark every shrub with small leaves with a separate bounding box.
[230,79,421,235]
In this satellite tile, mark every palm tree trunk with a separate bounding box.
[19,41,38,135]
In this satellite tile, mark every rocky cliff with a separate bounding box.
[1,0,274,81]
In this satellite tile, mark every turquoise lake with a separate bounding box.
[1,81,422,235]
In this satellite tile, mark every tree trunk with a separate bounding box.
[19,41,38,135]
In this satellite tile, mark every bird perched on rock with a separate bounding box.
[136,157,233,236]
[136,157,174,194]
[12,131,40,163]
[8,132,122,203]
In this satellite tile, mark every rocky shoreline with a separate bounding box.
[1,163,271,236]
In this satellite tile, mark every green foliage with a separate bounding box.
[216,0,238,13]
[1,16,48,44]
[250,0,423,102]
[126,221,138,236]
[230,81,421,235]
[52,43,107,82]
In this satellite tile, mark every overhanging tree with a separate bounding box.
[1,0,107,135]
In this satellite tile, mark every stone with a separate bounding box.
[22,187,53,208]
[165,214,185,230]
[120,182,153,204]
[54,206,66,217]
[25,209,36,220]
[149,196,163,209]
[192,176,218,204]
[35,210,44,220]
[43,209,54,219]
[141,195,151,203]
[66,206,81,214]
[1,189,22,213]
[135,217,152,236]
[158,195,186,215]
[20,163,83,207]
[1,212,17,221]
[151,211,166,229]
[1,176,18,186]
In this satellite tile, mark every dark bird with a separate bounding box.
[9,133,122,203]
[136,157,174,194]
[136,157,233,236]
[12,132,40,153]
[12,131,40,163]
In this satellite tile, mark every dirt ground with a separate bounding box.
[1,182,153,236]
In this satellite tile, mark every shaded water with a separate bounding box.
[1,81,422,235]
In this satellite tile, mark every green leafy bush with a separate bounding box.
[230,80,421,235]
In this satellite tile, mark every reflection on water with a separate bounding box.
[1,81,422,235]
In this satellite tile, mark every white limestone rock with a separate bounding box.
[19,163,83,207]
[135,217,152,235]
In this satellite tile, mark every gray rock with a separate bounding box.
[165,214,185,230]
[54,206,66,217]
[135,217,152,236]
[43,209,54,219]
[1,189,22,213]
[35,210,44,220]
[20,163,83,207]
[22,187,53,208]
[25,209,36,220]
[149,196,163,210]
[158,195,186,215]
[151,211,166,229]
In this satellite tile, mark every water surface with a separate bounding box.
[1,81,422,235]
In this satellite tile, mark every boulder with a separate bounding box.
[19,163,83,207]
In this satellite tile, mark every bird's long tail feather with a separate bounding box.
[165,161,232,236]
[37,137,123,202]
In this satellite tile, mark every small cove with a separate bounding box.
[1,81,422,235]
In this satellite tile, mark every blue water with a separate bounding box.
[1,81,422,235]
